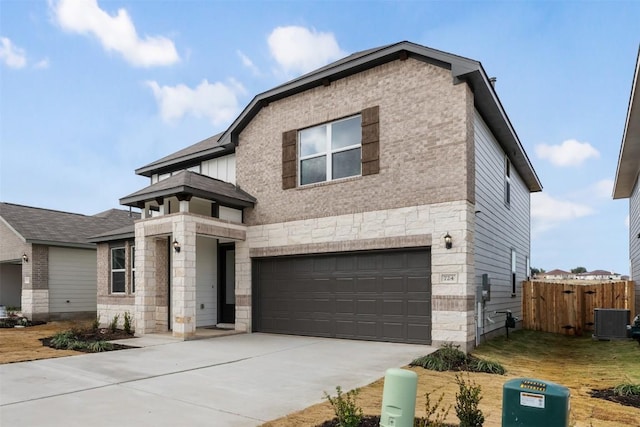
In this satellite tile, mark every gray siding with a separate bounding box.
[49,247,97,313]
[630,175,640,315]
[474,110,530,335]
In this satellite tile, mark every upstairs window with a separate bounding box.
[111,247,126,293]
[298,115,362,185]
[504,156,511,207]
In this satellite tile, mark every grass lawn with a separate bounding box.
[262,330,640,427]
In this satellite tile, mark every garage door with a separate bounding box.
[252,248,431,344]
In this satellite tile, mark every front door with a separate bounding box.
[219,243,236,324]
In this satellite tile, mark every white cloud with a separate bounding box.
[237,50,260,75]
[531,192,594,233]
[34,58,50,69]
[267,26,345,75]
[0,37,27,68]
[146,79,245,125]
[535,139,600,167]
[592,179,614,198]
[51,0,179,67]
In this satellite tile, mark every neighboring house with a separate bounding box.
[94,41,542,350]
[540,269,574,280]
[0,202,138,321]
[613,46,640,316]
[576,270,622,281]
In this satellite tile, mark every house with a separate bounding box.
[576,270,622,281]
[613,46,640,316]
[0,202,138,321]
[540,269,574,280]
[94,41,542,351]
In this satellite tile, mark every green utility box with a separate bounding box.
[502,378,570,427]
[380,368,418,427]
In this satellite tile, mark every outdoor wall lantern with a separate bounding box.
[444,233,452,250]
[173,239,181,253]
[22,253,28,262]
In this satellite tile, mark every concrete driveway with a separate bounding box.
[0,333,433,426]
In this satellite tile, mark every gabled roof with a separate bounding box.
[579,270,616,276]
[613,46,640,199]
[136,133,226,177]
[88,224,135,243]
[0,202,139,248]
[136,41,542,192]
[119,170,256,209]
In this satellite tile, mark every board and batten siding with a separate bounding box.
[630,175,640,315]
[474,110,530,335]
[48,247,97,314]
[201,154,236,184]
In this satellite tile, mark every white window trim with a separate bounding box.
[298,115,361,186]
[131,245,135,294]
[111,247,126,294]
[504,155,511,207]
[511,248,517,296]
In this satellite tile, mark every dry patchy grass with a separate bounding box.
[263,330,640,427]
[0,321,89,364]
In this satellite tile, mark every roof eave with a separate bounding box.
[25,239,96,249]
[120,185,256,209]
[88,232,136,243]
[613,47,640,200]
[135,146,230,177]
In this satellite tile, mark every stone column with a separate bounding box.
[171,215,196,338]
[234,240,252,332]
[134,224,157,334]
[21,244,49,322]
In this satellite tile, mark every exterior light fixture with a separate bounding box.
[173,239,181,253]
[22,253,28,262]
[444,233,452,250]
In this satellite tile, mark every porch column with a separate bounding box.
[171,215,197,338]
[134,224,157,334]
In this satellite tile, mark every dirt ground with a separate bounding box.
[0,321,88,364]
[263,335,640,427]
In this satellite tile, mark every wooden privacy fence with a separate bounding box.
[522,281,636,335]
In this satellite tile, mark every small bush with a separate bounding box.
[123,312,133,335]
[613,383,640,396]
[109,314,119,333]
[455,374,484,427]
[410,343,505,375]
[86,341,114,352]
[416,389,451,427]
[50,330,76,349]
[92,315,100,331]
[324,386,363,427]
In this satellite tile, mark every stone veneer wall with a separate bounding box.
[96,241,135,328]
[236,200,476,350]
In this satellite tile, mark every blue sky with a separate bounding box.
[1,0,638,274]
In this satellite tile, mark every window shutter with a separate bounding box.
[282,129,297,189]
[361,106,379,175]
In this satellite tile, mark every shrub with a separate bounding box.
[415,389,451,427]
[92,315,100,331]
[109,314,119,333]
[455,374,484,427]
[86,341,114,352]
[50,330,76,349]
[410,343,505,375]
[324,386,363,427]
[123,311,133,335]
[410,343,466,371]
[613,383,640,396]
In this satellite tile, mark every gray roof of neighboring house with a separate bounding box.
[0,202,140,248]
[88,224,135,243]
[119,170,256,209]
[613,46,640,199]
[134,41,542,192]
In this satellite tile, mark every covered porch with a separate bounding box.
[120,170,256,339]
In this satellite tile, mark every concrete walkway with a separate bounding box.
[0,333,434,426]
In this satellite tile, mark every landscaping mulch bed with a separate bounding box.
[41,327,137,353]
[590,388,640,409]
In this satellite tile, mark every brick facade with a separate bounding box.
[237,58,474,226]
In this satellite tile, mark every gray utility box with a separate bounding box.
[593,308,630,340]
